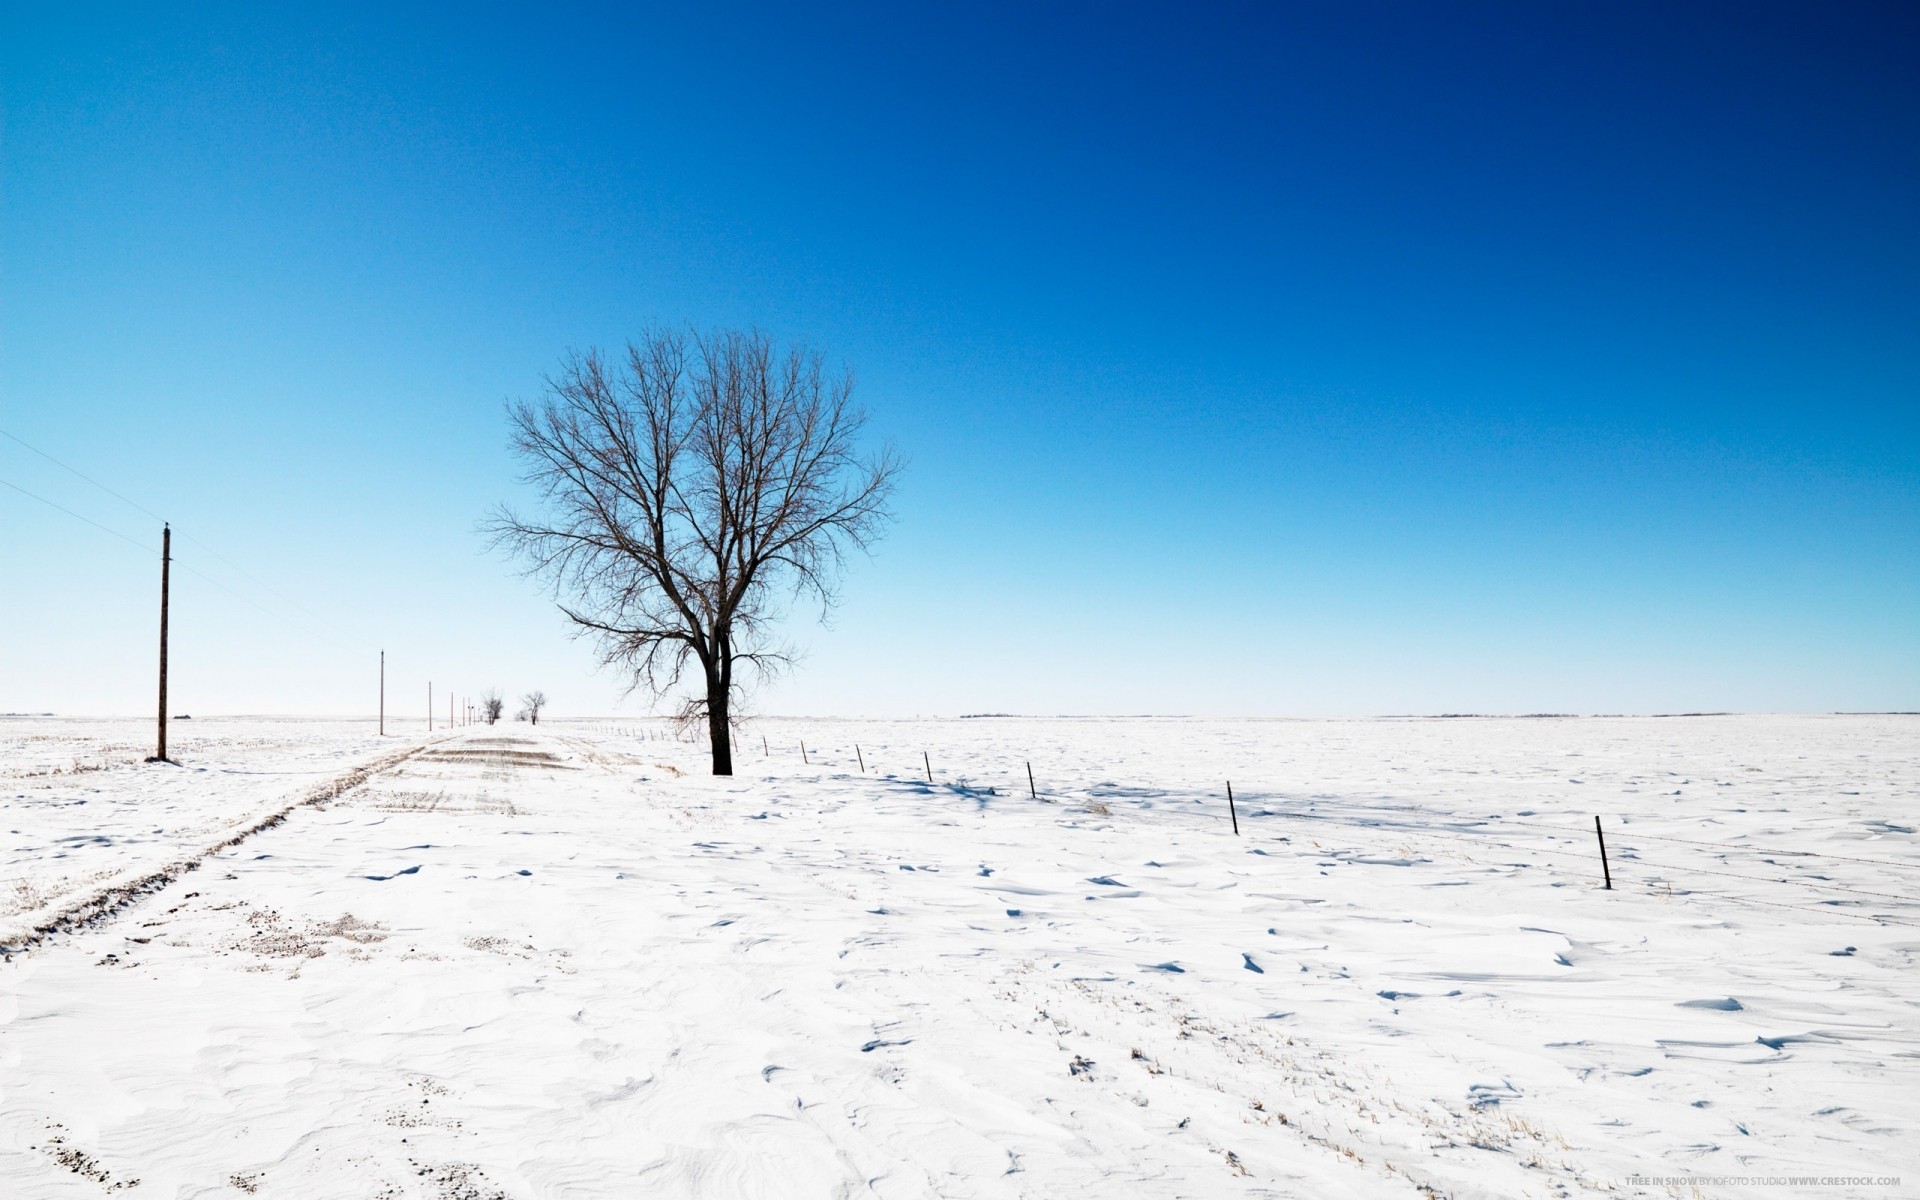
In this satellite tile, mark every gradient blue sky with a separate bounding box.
[3,2,1915,718]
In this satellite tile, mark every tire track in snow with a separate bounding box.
[0,740,429,961]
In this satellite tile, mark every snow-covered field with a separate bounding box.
[2,713,1914,1198]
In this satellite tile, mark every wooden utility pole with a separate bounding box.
[148,524,171,763]
[379,651,385,736]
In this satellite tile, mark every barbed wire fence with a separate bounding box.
[588,719,1920,930]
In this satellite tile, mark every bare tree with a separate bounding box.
[480,688,505,725]
[520,690,548,726]
[488,328,898,774]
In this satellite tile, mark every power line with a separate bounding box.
[3,476,354,653]
[1,426,370,651]
[0,428,167,525]
[0,477,156,554]
[170,557,357,652]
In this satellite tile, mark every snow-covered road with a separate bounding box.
[3,715,1915,1197]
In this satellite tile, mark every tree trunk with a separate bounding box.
[706,674,733,775]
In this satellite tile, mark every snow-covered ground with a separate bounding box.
[0,718,399,955]
[2,713,1914,1198]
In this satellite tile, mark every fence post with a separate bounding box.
[1595,815,1612,890]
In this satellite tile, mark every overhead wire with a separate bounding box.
[0,477,156,555]
[169,559,358,652]
[7,474,342,648]
[1,429,168,525]
[1,427,370,653]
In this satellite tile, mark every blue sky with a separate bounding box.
[3,2,1915,718]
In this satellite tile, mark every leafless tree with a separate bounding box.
[480,689,505,725]
[488,328,898,774]
[520,690,548,726]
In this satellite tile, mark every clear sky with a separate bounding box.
[3,2,1915,719]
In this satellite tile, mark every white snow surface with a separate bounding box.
[2,713,1916,1198]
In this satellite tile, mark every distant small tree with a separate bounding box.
[480,689,505,725]
[488,327,897,775]
[521,690,548,725]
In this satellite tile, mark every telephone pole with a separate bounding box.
[147,524,171,763]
